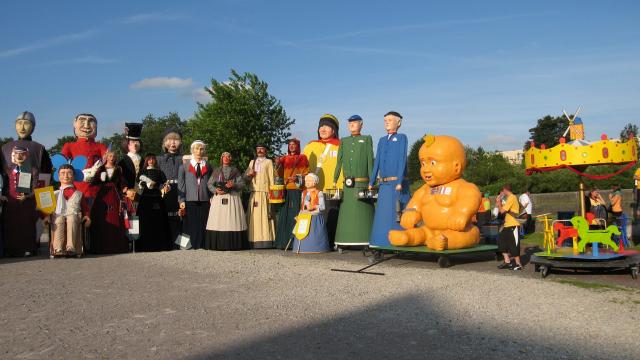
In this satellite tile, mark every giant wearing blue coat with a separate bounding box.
[369,112,410,247]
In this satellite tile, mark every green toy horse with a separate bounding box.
[570,216,620,253]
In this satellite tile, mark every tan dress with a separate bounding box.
[246,158,275,248]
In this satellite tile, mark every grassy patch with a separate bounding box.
[521,232,544,247]
[555,279,633,292]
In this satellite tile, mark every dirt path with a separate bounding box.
[1,249,639,359]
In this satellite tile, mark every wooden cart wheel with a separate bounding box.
[437,256,450,268]
[540,265,549,278]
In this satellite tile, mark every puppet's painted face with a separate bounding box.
[164,133,181,154]
[146,157,157,168]
[419,136,465,187]
[15,119,34,139]
[256,146,267,157]
[304,176,317,189]
[11,150,28,166]
[127,140,141,154]
[74,115,97,139]
[192,144,206,161]
[221,154,231,165]
[104,152,116,165]
[288,141,299,154]
[318,125,334,140]
[58,168,74,185]
[348,120,363,136]
[383,115,401,133]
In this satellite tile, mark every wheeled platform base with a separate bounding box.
[330,244,499,275]
[530,254,640,279]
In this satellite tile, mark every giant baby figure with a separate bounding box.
[388,134,481,250]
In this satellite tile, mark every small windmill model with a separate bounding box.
[561,106,585,142]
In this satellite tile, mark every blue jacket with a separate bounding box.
[370,133,408,187]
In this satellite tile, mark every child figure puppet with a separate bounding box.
[291,173,330,253]
[47,164,91,257]
[389,135,481,250]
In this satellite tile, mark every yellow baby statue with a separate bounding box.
[389,134,481,250]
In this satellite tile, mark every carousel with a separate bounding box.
[526,108,640,278]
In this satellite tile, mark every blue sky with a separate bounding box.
[1,0,639,152]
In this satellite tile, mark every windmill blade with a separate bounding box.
[562,110,572,137]
[573,106,582,120]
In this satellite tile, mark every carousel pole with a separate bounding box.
[578,180,586,218]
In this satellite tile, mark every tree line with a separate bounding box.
[2,69,637,194]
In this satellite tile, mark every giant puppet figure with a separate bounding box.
[368,111,410,247]
[389,135,481,250]
[274,139,309,249]
[1,111,53,182]
[61,113,107,200]
[157,128,183,243]
[47,164,91,257]
[178,140,212,250]
[303,114,343,243]
[3,146,39,256]
[119,122,143,200]
[333,115,374,248]
[245,144,276,249]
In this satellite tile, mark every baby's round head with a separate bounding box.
[419,134,466,187]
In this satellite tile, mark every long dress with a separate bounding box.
[274,153,308,249]
[292,189,330,253]
[136,167,171,251]
[369,133,411,247]
[204,166,248,250]
[246,158,275,249]
[303,139,343,245]
[178,160,212,250]
[3,166,39,256]
[333,134,375,246]
[90,166,129,254]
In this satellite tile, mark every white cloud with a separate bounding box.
[188,87,212,103]
[0,30,95,59]
[130,77,194,89]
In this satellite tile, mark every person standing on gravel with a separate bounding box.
[497,184,523,270]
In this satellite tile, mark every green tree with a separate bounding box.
[620,123,638,141]
[0,137,14,148]
[524,115,567,150]
[100,133,126,159]
[48,135,76,154]
[187,70,295,170]
[407,137,425,183]
[100,112,187,161]
[139,112,186,155]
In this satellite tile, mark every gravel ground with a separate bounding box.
[1,249,640,360]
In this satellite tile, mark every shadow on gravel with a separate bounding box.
[187,293,616,360]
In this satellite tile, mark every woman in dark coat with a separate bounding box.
[136,154,171,251]
[90,150,129,254]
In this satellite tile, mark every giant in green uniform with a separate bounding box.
[333,115,375,247]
